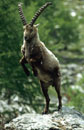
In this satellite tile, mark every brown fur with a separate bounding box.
[19,3,62,113]
[20,25,62,114]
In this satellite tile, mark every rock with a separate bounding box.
[0,96,35,115]
[0,96,35,123]
[0,100,13,113]
[5,106,84,130]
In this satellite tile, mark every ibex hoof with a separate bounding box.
[58,105,62,111]
[42,110,48,114]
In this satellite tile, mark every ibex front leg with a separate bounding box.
[20,56,30,76]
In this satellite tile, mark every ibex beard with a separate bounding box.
[18,2,62,114]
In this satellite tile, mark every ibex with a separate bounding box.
[18,2,62,114]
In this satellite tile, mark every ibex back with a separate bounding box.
[18,2,62,114]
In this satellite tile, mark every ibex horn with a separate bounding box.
[29,2,52,26]
[18,3,27,26]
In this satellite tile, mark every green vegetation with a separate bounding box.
[0,0,84,121]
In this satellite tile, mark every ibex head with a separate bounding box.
[18,2,52,42]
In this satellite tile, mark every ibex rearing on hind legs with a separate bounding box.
[18,2,62,114]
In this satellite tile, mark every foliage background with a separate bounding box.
[0,0,84,123]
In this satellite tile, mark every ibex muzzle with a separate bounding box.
[18,2,62,114]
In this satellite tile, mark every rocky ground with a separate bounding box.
[0,62,84,129]
[5,106,84,130]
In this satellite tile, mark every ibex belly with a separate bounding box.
[36,67,52,83]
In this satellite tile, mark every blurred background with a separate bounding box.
[0,0,84,126]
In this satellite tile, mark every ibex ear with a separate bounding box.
[35,24,40,28]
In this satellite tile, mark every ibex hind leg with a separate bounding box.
[40,81,50,114]
[53,77,62,111]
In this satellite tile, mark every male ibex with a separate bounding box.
[18,2,62,114]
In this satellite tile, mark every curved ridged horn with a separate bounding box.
[18,3,27,25]
[29,2,52,26]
